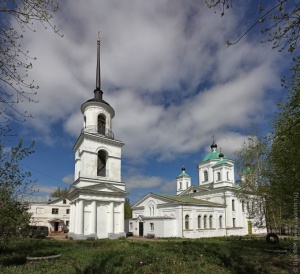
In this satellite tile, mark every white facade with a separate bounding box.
[68,36,127,240]
[129,141,267,238]
[27,197,70,233]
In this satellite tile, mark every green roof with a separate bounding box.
[214,159,228,166]
[157,194,222,206]
[202,151,227,162]
[177,170,190,178]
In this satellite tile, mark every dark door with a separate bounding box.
[139,222,144,236]
[54,222,59,232]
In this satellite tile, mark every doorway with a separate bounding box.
[248,221,252,235]
[139,222,144,236]
[54,222,59,232]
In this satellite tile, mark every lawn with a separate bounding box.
[0,236,297,273]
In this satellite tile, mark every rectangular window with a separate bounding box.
[150,223,154,231]
[52,208,59,214]
[63,199,67,204]
[233,218,236,227]
[130,222,133,229]
[66,221,69,227]
[66,209,70,214]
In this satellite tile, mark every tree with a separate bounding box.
[0,139,35,243]
[268,78,300,226]
[205,0,300,53]
[50,187,68,198]
[234,123,271,229]
[0,0,61,123]
[124,198,132,219]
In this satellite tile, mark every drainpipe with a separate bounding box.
[224,191,228,237]
[181,205,184,238]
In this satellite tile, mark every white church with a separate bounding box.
[68,35,127,239]
[68,35,266,240]
[129,141,266,238]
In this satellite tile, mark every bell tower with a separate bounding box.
[176,166,191,195]
[68,33,127,240]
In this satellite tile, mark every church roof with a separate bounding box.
[202,139,228,162]
[177,166,190,178]
[157,194,223,206]
[214,159,228,166]
[202,151,228,162]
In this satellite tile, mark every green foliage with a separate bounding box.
[0,0,61,122]
[124,198,132,219]
[50,187,68,198]
[234,123,270,228]
[0,139,35,244]
[268,77,300,224]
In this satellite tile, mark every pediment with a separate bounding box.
[69,182,127,196]
[132,193,178,209]
[179,185,211,196]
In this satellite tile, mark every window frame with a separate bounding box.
[209,215,213,228]
[197,215,201,229]
[204,170,208,181]
[52,208,59,214]
[185,215,189,230]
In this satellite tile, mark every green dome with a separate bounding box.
[177,166,190,178]
[177,171,190,178]
[202,151,227,162]
[214,159,228,166]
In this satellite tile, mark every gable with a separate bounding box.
[69,182,127,196]
[132,193,177,209]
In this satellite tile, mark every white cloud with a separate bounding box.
[62,174,74,185]
[12,0,285,192]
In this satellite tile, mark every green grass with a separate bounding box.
[0,236,297,273]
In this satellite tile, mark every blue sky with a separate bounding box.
[8,0,291,203]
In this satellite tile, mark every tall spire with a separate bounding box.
[94,31,103,100]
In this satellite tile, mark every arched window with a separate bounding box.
[209,215,213,228]
[217,172,221,181]
[185,215,189,230]
[219,216,223,228]
[98,114,106,135]
[227,171,229,180]
[197,215,201,229]
[149,205,155,216]
[204,170,208,181]
[84,116,86,128]
[97,150,107,177]
[179,182,182,189]
[232,199,235,211]
[204,215,207,228]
